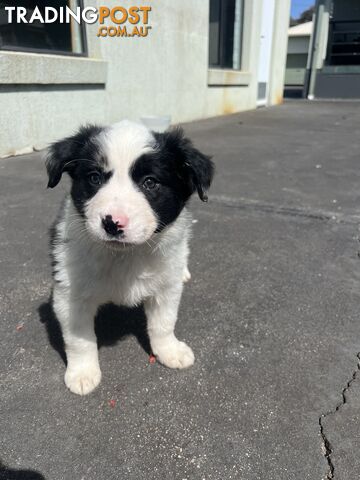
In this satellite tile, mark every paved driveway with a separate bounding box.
[1,101,360,479]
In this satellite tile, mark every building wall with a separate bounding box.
[308,0,360,98]
[287,36,310,55]
[285,35,310,85]
[268,0,291,105]
[0,0,290,158]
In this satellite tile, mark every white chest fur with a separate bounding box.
[52,197,191,308]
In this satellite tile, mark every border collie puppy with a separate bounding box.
[46,121,214,395]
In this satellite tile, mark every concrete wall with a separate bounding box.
[0,0,290,157]
[285,36,310,86]
[287,36,310,55]
[268,0,292,105]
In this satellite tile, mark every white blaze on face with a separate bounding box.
[84,121,158,244]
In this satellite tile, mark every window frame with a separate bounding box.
[208,0,252,87]
[0,0,88,57]
[209,0,244,71]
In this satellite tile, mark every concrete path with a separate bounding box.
[1,101,360,479]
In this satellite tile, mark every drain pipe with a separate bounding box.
[232,0,243,70]
[305,1,323,99]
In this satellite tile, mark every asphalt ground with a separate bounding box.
[1,101,360,479]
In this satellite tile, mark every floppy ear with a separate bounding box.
[45,136,76,188]
[157,127,215,202]
[45,124,103,188]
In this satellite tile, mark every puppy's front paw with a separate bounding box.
[155,340,195,369]
[64,364,102,396]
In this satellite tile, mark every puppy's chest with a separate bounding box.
[76,250,167,306]
[108,257,164,305]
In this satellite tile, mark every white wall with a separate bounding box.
[0,0,290,157]
[287,36,310,55]
[268,0,292,105]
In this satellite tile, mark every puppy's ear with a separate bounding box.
[157,127,214,202]
[45,124,103,188]
[45,137,76,188]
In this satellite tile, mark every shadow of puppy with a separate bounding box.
[38,298,151,365]
[0,460,45,480]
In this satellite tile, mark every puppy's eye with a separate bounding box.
[142,177,158,190]
[89,172,102,185]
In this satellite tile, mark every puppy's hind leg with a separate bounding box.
[144,283,194,369]
[53,287,101,395]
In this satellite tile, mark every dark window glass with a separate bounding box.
[0,1,86,55]
[209,0,243,69]
[326,20,360,66]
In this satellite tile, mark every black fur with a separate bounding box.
[154,128,214,202]
[46,124,105,187]
[46,124,112,216]
[131,127,214,230]
[46,124,214,229]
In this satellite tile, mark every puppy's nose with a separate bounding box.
[102,214,129,236]
[112,214,129,229]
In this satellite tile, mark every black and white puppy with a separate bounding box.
[46,120,214,395]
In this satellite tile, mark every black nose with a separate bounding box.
[102,215,123,237]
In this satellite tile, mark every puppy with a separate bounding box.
[45,121,214,395]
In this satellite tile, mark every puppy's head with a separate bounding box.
[46,121,214,245]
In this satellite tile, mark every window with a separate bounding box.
[0,1,86,56]
[326,20,360,66]
[209,0,244,70]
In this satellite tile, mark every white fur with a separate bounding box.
[85,121,158,245]
[52,197,193,395]
[50,121,196,395]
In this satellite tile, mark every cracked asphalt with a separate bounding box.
[1,101,360,479]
